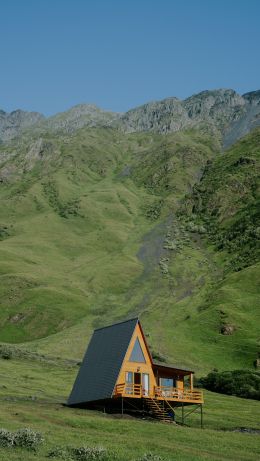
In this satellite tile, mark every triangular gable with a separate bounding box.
[114,321,155,390]
[68,318,138,405]
[123,320,153,365]
[129,337,146,362]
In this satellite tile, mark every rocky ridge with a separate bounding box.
[34,104,120,134]
[119,89,260,147]
[1,89,259,147]
[0,109,44,142]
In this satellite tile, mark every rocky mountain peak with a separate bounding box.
[38,103,120,134]
[0,88,259,147]
[243,90,260,105]
[0,109,44,142]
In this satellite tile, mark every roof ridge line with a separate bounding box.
[93,317,139,332]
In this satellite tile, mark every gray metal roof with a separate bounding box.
[68,318,138,405]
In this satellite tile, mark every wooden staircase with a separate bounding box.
[145,398,174,423]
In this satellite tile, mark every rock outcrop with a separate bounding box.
[117,89,260,147]
[0,109,44,142]
[1,89,259,147]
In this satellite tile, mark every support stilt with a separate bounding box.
[121,397,124,416]
[182,403,184,425]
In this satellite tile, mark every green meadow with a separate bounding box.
[0,354,259,461]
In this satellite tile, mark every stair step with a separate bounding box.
[152,410,169,413]
[145,398,174,423]
[151,410,168,413]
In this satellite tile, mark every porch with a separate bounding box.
[113,383,203,404]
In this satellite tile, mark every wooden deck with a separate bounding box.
[114,383,203,404]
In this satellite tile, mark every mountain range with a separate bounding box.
[1,89,260,146]
[0,88,259,375]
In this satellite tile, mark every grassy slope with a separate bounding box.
[0,126,259,375]
[0,354,259,461]
[177,128,260,371]
[0,128,217,366]
[0,124,259,460]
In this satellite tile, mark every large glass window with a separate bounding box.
[160,377,175,387]
[129,337,146,363]
[125,371,133,394]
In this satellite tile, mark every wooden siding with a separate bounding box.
[115,323,157,392]
[114,322,203,404]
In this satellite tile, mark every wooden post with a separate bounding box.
[182,403,184,425]
[121,397,124,416]
[190,373,193,390]
[200,404,203,429]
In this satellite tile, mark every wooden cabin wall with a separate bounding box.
[116,323,157,390]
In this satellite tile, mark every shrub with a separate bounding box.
[69,446,111,461]
[143,200,163,221]
[13,428,44,451]
[48,445,115,460]
[0,429,14,447]
[159,258,169,274]
[0,225,10,240]
[0,345,13,360]
[201,370,260,400]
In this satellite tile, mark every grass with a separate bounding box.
[0,354,259,461]
[0,109,259,460]
[0,402,259,461]
[0,127,259,374]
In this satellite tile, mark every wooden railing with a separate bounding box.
[155,386,203,402]
[114,383,203,402]
[114,383,143,397]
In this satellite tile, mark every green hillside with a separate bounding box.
[0,123,259,375]
[0,351,259,461]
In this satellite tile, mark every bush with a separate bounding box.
[143,200,163,221]
[0,345,13,360]
[70,446,110,460]
[48,445,115,460]
[0,429,14,447]
[14,428,43,451]
[201,370,260,400]
[0,427,43,451]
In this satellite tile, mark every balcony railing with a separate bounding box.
[114,383,143,397]
[155,386,203,402]
[114,383,203,402]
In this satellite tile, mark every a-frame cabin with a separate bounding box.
[68,318,203,423]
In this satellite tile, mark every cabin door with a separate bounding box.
[134,372,141,384]
[142,373,149,397]
[134,372,141,395]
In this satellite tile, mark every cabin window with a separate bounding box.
[125,371,134,394]
[159,377,176,388]
[129,337,146,363]
[125,372,133,383]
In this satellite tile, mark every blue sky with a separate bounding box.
[0,0,259,115]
